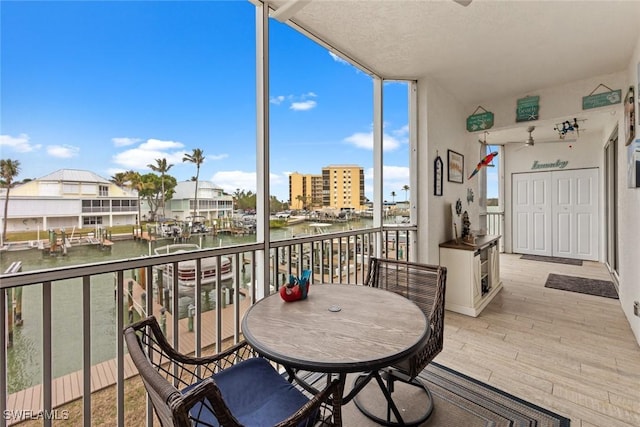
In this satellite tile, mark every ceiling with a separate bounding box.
[264,0,640,143]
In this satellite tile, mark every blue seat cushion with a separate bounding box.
[183,358,314,427]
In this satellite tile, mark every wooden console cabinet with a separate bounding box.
[439,235,502,317]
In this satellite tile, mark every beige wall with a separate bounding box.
[620,34,640,345]
[417,78,474,265]
[419,42,640,346]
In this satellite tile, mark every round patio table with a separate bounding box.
[241,283,429,426]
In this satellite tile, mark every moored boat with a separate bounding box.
[153,243,233,296]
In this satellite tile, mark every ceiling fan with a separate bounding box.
[507,126,576,148]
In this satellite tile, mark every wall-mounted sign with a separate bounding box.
[516,96,539,122]
[466,110,494,132]
[582,84,621,110]
[531,159,569,170]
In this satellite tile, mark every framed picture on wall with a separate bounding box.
[447,149,464,183]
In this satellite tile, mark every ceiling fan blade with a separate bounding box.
[535,138,577,144]
[452,0,473,6]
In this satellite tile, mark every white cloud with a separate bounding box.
[112,137,141,147]
[112,138,185,170]
[270,95,285,105]
[47,145,80,158]
[139,138,184,151]
[328,52,350,65]
[208,153,229,161]
[343,131,401,151]
[112,147,185,170]
[271,93,318,111]
[212,170,285,196]
[392,124,409,137]
[363,166,409,181]
[290,100,317,111]
[0,133,42,153]
[383,165,410,181]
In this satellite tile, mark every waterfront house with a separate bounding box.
[0,169,138,234]
[162,180,234,222]
[1,1,640,426]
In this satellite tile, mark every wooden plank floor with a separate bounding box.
[433,254,640,427]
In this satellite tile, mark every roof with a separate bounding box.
[37,169,111,184]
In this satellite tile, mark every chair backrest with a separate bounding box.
[124,316,251,426]
[365,257,447,378]
[124,317,190,426]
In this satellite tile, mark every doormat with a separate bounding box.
[521,254,583,266]
[545,273,618,299]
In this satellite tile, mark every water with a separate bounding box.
[1,220,365,393]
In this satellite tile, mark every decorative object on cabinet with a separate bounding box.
[434,153,443,196]
[447,149,464,183]
[455,198,462,215]
[461,211,471,239]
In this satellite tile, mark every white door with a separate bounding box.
[512,172,552,256]
[552,168,599,260]
[513,169,599,260]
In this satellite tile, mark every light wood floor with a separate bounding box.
[341,253,640,426]
[436,253,640,427]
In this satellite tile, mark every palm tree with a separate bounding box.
[390,191,397,203]
[124,171,145,227]
[110,172,128,187]
[147,158,174,219]
[183,149,205,220]
[402,184,410,201]
[1,159,21,242]
[296,194,305,210]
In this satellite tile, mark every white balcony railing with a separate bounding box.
[0,225,415,426]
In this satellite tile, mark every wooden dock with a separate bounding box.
[5,280,251,424]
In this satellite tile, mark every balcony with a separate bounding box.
[1,226,638,426]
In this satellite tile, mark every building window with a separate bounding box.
[83,216,103,226]
[99,185,109,196]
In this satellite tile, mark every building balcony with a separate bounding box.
[1,225,638,426]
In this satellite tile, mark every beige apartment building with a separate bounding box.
[322,165,365,211]
[289,165,365,211]
[288,172,322,210]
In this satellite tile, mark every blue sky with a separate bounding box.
[1,1,412,202]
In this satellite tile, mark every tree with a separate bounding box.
[183,149,205,219]
[147,158,174,219]
[402,184,410,201]
[296,194,304,210]
[110,172,129,187]
[1,159,21,241]
[390,191,397,203]
[139,173,177,221]
[124,171,146,227]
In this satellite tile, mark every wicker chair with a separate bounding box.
[352,257,447,426]
[124,316,339,427]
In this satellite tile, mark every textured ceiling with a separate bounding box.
[266,0,640,142]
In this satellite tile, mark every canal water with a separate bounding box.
[1,220,363,393]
